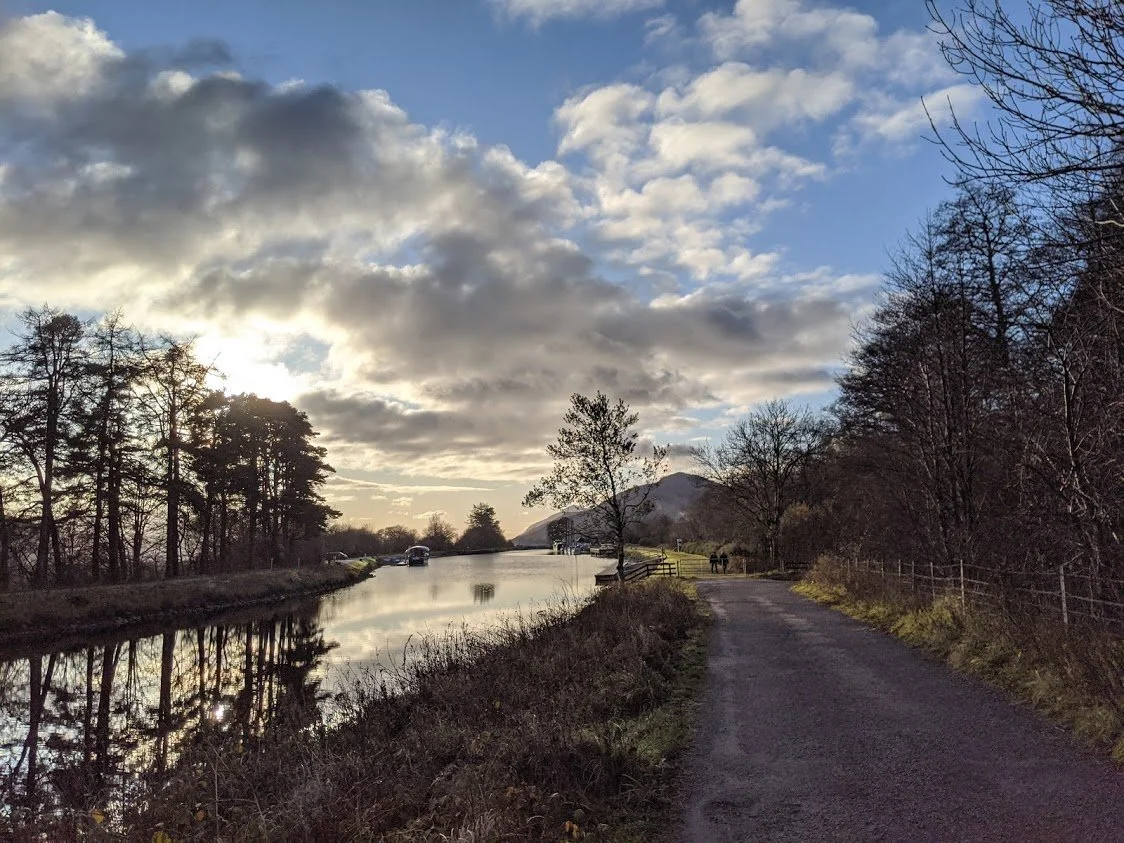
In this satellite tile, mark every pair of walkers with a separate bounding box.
[708,550,729,574]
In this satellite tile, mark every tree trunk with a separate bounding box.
[166,399,180,578]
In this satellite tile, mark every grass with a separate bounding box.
[795,556,1124,764]
[627,547,800,582]
[0,563,371,650]
[99,578,710,842]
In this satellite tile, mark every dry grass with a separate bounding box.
[109,579,708,842]
[795,555,1124,764]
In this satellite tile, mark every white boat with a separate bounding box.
[405,545,431,566]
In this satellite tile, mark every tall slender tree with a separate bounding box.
[141,341,211,578]
[0,308,86,585]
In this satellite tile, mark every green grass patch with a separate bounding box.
[795,556,1124,763]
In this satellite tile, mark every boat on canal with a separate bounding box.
[406,545,431,566]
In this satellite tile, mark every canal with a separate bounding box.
[0,550,607,831]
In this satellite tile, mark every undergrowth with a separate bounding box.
[795,556,1124,764]
[107,579,708,842]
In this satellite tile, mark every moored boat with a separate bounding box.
[406,545,431,566]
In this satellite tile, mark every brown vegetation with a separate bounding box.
[111,579,707,842]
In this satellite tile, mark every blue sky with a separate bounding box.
[0,0,983,533]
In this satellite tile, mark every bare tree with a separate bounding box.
[929,0,1124,218]
[420,513,456,551]
[694,399,829,572]
[523,392,668,580]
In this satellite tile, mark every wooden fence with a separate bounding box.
[594,556,679,585]
[844,557,1124,632]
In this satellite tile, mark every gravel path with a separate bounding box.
[676,579,1124,842]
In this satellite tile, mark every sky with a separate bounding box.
[0,0,983,535]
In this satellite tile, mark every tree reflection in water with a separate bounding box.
[472,583,496,604]
[0,610,334,836]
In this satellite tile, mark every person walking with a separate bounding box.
[709,551,719,574]
[720,551,729,574]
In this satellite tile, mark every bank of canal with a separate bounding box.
[5,551,705,840]
[0,563,372,653]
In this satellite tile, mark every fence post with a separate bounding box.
[1059,565,1068,628]
[881,558,886,578]
[930,560,936,598]
[959,557,966,608]
[897,559,902,579]
[910,559,916,597]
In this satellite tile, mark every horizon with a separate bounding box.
[0,1,977,533]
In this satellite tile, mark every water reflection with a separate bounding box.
[0,550,604,834]
[1,613,331,834]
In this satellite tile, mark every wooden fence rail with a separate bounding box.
[845,557,1124,632]
[594,556,679,585]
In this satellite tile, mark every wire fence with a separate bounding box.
[844,557,1124,633]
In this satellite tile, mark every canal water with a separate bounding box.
[0,550,607,832]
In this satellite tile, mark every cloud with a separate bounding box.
[548,0,975,296]
[655,64,854,131]
[0,12,122,109]
[838,83,985,153]
[489,0,664,26]
[327,476,493,495]
[0,8,890,496]
[643,14,680,45]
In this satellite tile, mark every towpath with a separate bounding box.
[676,579,1124,842]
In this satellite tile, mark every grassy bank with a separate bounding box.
[0,563,372,651]
[795,556,1124,763]
[625,546,799,581]
[114,579,708,842]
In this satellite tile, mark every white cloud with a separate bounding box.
[547,0,974,298]
[555,83,654,164]
[655,64,854,131]
[490,0,663,26]
[0,12,122,109]
[644,14,680,45]
[839,83,985,153]
[699,0,879,67]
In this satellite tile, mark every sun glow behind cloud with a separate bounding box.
[0,2,980,531]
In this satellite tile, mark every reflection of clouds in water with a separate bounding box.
[315,552,604,693]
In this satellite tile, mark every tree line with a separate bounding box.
[624,2,1124,604]
[0,307,338,590]
[326,502,510,557]
[824,0,1124,605]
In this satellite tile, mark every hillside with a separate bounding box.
[512,472,715,547]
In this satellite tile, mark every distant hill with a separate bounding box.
[512,471,716,547]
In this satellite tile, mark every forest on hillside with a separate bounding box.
[0,308,337,590]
